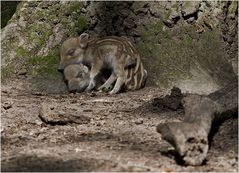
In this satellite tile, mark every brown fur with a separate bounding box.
[59,33,147,94]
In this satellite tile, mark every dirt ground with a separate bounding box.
[1,78,238,172]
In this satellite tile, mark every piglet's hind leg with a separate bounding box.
[109,68,126,94]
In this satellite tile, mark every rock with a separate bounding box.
[157,82,238,166]
[123,17,136,29]
[70,99,77,104]
[152,87,184,111]
[81,8,87,13]
[118,9,130,18]
[35,120,43,126]
[2,1,237,95]
[39,102,90,125]
[169,8,180,22]
[231,58,238,75]
[82,1,89,8]
[89,92,96,97]
[18,68,27,75]
[37,23,65,56]
[89,17,98,29]
[149,3,161,18]
[122,165,150,172]
[134,118,144,125]
[31,92,45,96]
[115,114,123,119]
[88,6,97,17]
[131,2,149,15]
[1,89,10,94]
[181,1,200,18]
[3,101,12,110]
[163,20,174,28]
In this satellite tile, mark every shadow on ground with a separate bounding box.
[1,154,113,172]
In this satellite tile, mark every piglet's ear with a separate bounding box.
[78,33,89,48]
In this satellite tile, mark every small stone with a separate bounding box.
[70,99,77,104]
[149,3,161,18]
[134,118,144,125]
[81,8,87,13]
[119,9,130,18]
[89,92,96,97]
[83,109,92,112]
[181,1,200,18]
[169,10,180,20]
[116,114,123,119]
[18,68,27,75]
[124,165,150,172]
[186,17,196,23]
[31,92,44,96]
[82,1,88,8]
[96,120,106,126]
[123,18,136,28]
[163,20,174,28]
[89,18,98,28]
[35,120,43,126]
[53,18,59,24]
[69,93,75,97]
[88,6,96,17]
[110,109,117,113]
[3,101,12,110]
[2,90,8,94]
[131,2,149,14]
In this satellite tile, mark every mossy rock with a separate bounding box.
[138,21,236,93]
[228,1,238,18]
[1,1,89,93]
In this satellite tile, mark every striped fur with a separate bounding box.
[125,57,147,91]
[88,36,147,91]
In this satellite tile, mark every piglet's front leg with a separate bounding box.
[85,64,101,92]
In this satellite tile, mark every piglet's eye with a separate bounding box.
[67,48,75,56]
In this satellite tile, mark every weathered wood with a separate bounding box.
[157,83,238,165]
[39,103,90,125]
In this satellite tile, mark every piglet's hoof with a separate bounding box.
[97,84,113,92]
[85,83,95,92]
[108,89,119,95]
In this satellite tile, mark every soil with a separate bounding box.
[1,78,238,172]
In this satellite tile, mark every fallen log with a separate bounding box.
[157,83,238,165]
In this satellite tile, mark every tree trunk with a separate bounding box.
[157,82,238,165]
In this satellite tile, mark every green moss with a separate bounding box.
[182,1,192,9]
[142,20,166,41]
[74,16,87,33]
[16,46,29,57]
[1,63,15,80]
[162,10,171,21]
[57,2,87,37]
[171,4,178,9]
[66,2,81,14]
[2,2,90,92]
[27,51,59,77]
[26,22,52,46]
[132,2,142,10]
[228,1,238,16]
[2,46,28,80]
